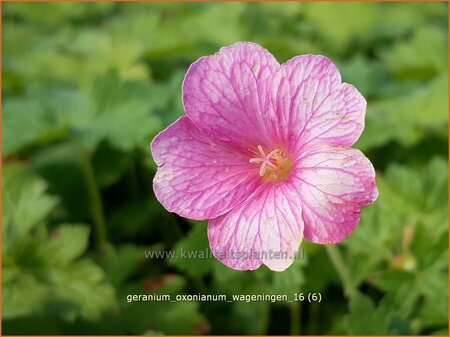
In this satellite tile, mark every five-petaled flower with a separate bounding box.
[151,42,378,271]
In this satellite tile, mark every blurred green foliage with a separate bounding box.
[2,2,448,335]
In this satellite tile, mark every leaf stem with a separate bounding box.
[79,147,109,254]
[326,245,356,298]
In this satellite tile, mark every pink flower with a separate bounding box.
[151,42,378,271]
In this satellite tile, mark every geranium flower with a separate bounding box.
[151,42,378,271]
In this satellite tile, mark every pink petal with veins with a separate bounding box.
[292,145,378,244]
[273,55,366,152]
[208,182,304,271]
[183,42,280,152]
[151,116,259,220]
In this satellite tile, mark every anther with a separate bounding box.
[249,145,281,177]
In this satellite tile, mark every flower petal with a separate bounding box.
[183,42,280,152]
[292,145,378,244]
[151,116,259,220]
[208,182,304,271]
[273,55,366,151]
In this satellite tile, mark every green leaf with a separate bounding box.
[346,292,389,334]
[2,164,59,252]
[4,240,117,322]
[4,3,115,26]
[346,158,448,332]
[357,75,448,150]
[4,72,162,156]
[338,56,388,98]
[72,72,163,151]
[373,3,447,41]
[38,225,90,265]
[153,301,207,334]
[101,244,148,288]
[2,163,116,321]
[2,98,68,156]
[380,26,447,81]
[185,3,248,47]
[168,222,215,278]
[306,2,379,51]
[44,260,117,321]
[2,267,48,319]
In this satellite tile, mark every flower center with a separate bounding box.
[249,145,292,181]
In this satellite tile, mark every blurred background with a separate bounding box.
[2,2,448,335]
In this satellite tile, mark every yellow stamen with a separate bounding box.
[249,145,292,182]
